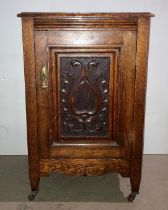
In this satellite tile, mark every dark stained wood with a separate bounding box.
[21,17,39,191]
[18,13,153,200]
[130,17,151,193]
[49,48,119,145]
[56,53,114,141]
[17,12,154,18]
[59,56,110,137]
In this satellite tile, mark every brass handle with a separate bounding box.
[40,65,48,89]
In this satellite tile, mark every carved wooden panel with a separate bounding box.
[59,56,110,137]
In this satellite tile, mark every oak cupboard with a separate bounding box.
[17,12,154,201]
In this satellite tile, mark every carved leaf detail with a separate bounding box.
[60,57,110,137]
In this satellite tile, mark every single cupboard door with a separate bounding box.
[34,30,136,158]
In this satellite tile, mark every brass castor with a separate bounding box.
[28,190,39,201]
[127,192,138,202]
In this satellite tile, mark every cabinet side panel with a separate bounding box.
[131,17,151,191]
[22,17,39,185]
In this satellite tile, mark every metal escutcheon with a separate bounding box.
[40,65,48,89]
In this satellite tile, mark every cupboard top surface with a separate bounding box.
[17,12,154,18]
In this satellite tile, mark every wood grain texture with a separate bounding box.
[40,159,129,177]
[17,13,154,31]
[17,12,154,18]
[18,13,153,198]
[121,31,136,148]
[47,31,124,46]
[49,49,119,144]
[50,145,128,159]
[34,31,50,159]
[130,17,151,193]
[56,53,114,141]
[21,17,39,191]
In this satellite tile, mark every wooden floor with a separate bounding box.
[0,155,167,210]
